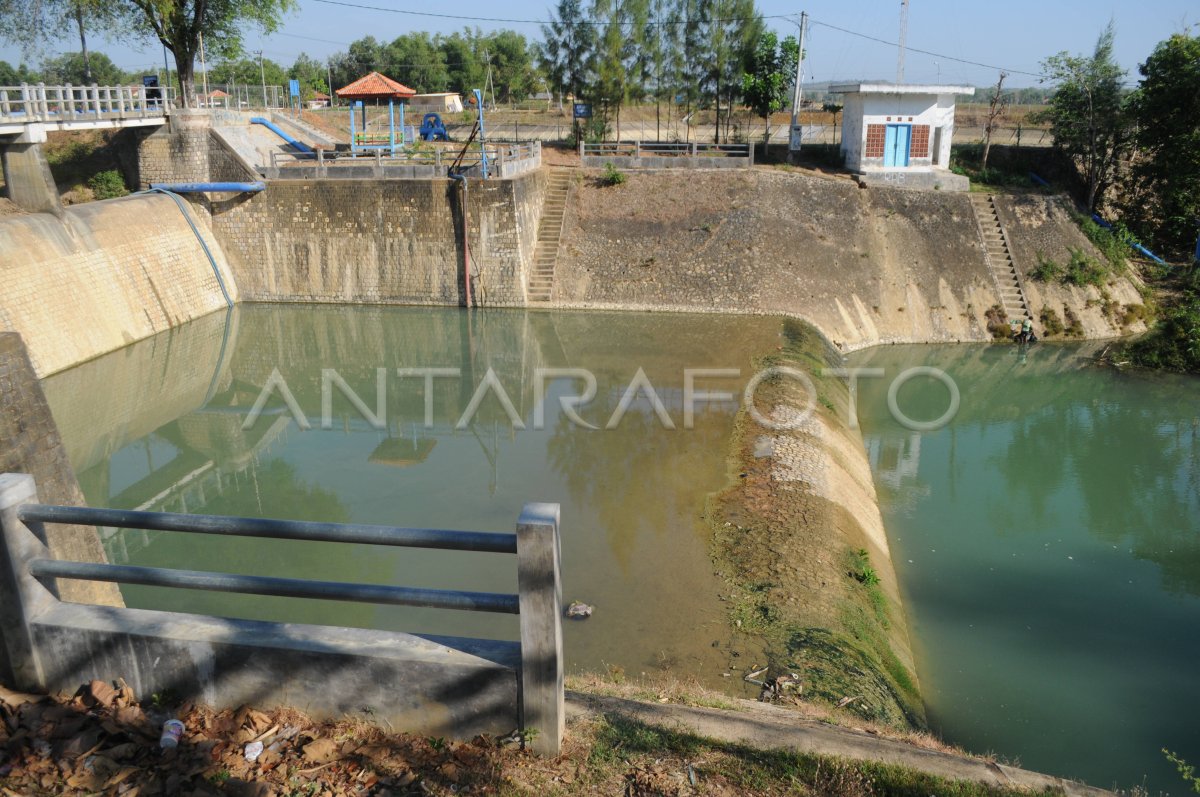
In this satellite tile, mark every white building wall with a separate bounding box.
[839,91,961,173]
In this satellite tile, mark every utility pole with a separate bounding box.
[327,60,335,107]
[897,0,909,83]
[257,50,267,108]
[788,11,808,162]
[199,33,209,105]
[162,44,171,105]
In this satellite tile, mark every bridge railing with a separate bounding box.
[580,139,753,168]
[0,83,173,124]
[266,141,542,179]
[0,472,564,754]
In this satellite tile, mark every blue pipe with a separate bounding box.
[250,117,315,155]
[1029,171,1050,188]
[149,182,265,193]
[1090,213,1168,265]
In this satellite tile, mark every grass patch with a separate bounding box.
[1074,212,1132,269]
[586,713,1055,797]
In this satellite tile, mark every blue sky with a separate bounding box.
[1,0,1194,87]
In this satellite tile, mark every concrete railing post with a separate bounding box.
[516,502,563,756]
[0,473,57,693]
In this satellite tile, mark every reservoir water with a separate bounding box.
[40,306,1200,790]
[848,343,1200,792]
[41,304,784,695]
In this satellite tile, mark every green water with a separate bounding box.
[42,304,786,694]
[848,343,1200,792]
[41,306,1200,789]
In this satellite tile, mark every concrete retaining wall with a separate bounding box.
[551,170,1150,350]
[0,193,239,377]
[210,171,546,307]
[0,334,121,684]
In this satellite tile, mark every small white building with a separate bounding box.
[831,83,974,187]
[409,92,464,114]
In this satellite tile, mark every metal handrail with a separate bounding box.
[0,83,174,123]
[29,559,520,613]
[19,503,517,553]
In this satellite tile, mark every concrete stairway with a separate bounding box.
[528,170,572,303]
[971,193,1032,323]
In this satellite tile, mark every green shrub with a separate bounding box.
[1062,248,1108,288]
[1040,306,1065,336]
[984,304,1010,339]
[1076,213,1132,268]
[1063,305,1084,337]
[87,169,127,200]
[598,162,626,187]
[1030,254,1062,282]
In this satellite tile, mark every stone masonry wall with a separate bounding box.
[0,332,122,684]
[210,171,546,307]
[0,193,239,376]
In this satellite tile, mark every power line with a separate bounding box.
[809,17,1048,80]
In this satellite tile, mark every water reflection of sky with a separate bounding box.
[849,343,1200,792]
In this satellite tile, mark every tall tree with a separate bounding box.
[289,53,328,98]
[440,30,487,98]
[591,0,628,136]
[980,71,1008,171]
[741,30,797,145]
[1038,23,1129,211]
[486,30,536,101]
[1124,31,1200,258]
[386,32,448,93]
[41,51,127,85]
[0,0,120,84]
[539,0,596,104]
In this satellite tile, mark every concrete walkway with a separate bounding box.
[565,692,1114,796]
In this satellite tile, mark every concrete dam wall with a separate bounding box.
[210,172,546,307]
[0,193,238,377]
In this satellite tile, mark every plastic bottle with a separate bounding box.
[159,719,185,750]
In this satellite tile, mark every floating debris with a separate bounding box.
[565,600,594,619]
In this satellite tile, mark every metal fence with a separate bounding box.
[0,472,564,754]
[580,140,753,169]
[266,141,542,180]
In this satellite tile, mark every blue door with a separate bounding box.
[884,124,911,167]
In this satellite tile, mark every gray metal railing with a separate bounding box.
[266,141,542,180]
[0,473,564,754]
[580,140,752,158]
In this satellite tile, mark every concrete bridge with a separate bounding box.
[1,83,169,141]
[1,83,169,215]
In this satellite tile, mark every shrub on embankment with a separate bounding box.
[1124,264,1200,374]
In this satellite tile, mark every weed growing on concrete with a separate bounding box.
[1074,212,1132,268]
[1030,253,1063,282]
[598,163,627,187]
[984,304,1010,339]
[1039,306,1065,336]
[1063,305,1085,337]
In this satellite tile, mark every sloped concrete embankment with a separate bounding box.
[552,169,1149,348]
[0,193,238,377]
[710,322,923,729]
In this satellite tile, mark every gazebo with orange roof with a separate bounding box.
[336,71,417,155]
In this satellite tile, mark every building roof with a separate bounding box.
[207,89,229,98]
[410,92,460,98]
[830,83,975,96]
[335,72,416,100]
